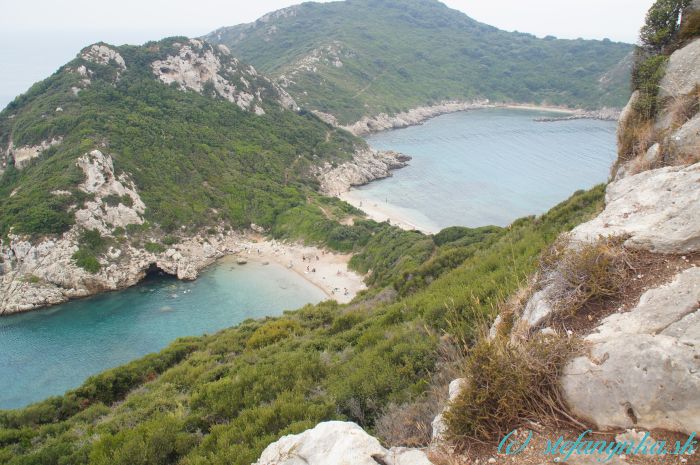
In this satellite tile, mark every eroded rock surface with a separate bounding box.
[658,38,700,100]
[318,149,411,196]
[561,267,700,433]
[570,162,700,254]
[151,39,296,113]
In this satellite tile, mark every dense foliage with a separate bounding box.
[0,187,605,465]
[0,38,360,239]
[206,0,633,124]
[640,0,691,52]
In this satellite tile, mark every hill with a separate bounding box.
[205,0,634,124]
[0,38,392,312]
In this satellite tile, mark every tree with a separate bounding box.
[640,0,692,52]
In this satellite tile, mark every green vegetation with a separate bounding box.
[0,37,360,240]
[640,0,691,52]
[617,0,699,168]
[0,186,605,465]
[72,229,108,273]
[206,0,633,124]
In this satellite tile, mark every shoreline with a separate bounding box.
[232,236,366,304]
[339,191,438,235]
[1,231,367,316]
[342,100,620,136]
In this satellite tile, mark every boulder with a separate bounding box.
[668,113,700,161]
[658,38,700,100]
[561,267,700,433]
[253,421,433,465]
[569,162,700,254]
[431,378,468,445]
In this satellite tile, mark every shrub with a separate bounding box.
[72,229,108,273]
[445,333,578,443]
[144,241,166,254]
[539,236,633,316]
[246,319,302,349]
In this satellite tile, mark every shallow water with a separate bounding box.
[0,258,326,409]
[353,108,617,231]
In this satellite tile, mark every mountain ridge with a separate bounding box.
[205,0,634,124]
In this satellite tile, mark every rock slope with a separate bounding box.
[317,149,411,196]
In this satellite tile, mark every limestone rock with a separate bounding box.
[569,162,700,254]
[561,267,700,433]
[151,39,297,112]
[81,44,126,70]
[658,38,700,100]
[343,100,491,136]
[253,421,432,465]
[668,113,700,162]
[74,150,146,233]
[431,378,468,445]
[318,149,411,196]
[7,137,62,169]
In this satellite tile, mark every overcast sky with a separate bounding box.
[0,0,655,108]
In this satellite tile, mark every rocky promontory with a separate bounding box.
[317,148,411,196]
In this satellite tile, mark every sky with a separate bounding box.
[0,0,655,108]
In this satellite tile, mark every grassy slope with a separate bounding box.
[206,0,633,124]
[0,38,360,240]
[0,186,605,465]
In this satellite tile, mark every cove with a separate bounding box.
[0,258,326,409]
[348,108,617,232]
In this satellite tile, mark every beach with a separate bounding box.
[234,235,367,304]
[339,190,438,235]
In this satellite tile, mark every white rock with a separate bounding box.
[253,421,432,465]
[8,137,62,169]
[343,100,491,136]
[561,268,700,434]
[80,44,126,70]
[318,149,411,196]
[570,162,700,254]
[430,378,467,445]
[668,113,700,162]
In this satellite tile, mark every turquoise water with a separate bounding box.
[355,108,617,231]
[0,259,326,409]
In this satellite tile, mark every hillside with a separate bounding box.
[205,0,634,124]
[0,37,406,313]
[0,186,607,465]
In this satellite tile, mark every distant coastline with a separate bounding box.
[341,101,620,136]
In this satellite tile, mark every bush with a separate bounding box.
[538,236,633,316]
[72,229,108,273]
[445,333,578,443]
[144,242,166,254]
[246,319,302,349]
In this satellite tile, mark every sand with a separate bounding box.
[233,235,367,304]
[340,191,438,234]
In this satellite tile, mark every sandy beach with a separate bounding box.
[340,191,438,235]
[233,236,367,304]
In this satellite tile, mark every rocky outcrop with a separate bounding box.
[534,107,621,122]
[81,44,126,70]
[658,38,700,100]
[430,378,467,445]
[151,39,297,114]
[5,137,62,169]
[561,267,700,433]
[74,150,146,233]
[0,227,245,315]
[569,162,700,254]
[317,149,411,196]
[342,101,491,136]
[253,421,432,465]
[667,112,700,161]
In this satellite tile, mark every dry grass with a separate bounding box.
[443,332,580,445]
[538,236,635,317]
[615,114,657,175]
